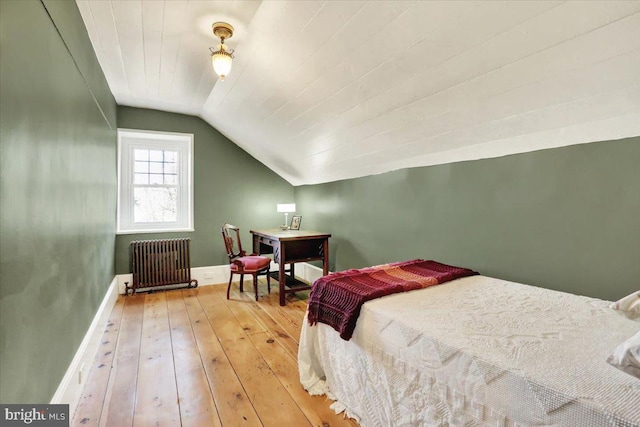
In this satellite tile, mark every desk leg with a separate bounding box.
[322,238,329,276]
[279,244,286,306]
[252,234,260,254]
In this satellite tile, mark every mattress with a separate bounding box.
[298,275,640,427]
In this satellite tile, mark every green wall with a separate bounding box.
[115,107,294,273]
[295,138,640,301]
[0,0,117,404]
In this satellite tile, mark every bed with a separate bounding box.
[298,262,640,427]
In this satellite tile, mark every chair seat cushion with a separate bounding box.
[231,255,271,272]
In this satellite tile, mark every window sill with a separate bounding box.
[116,228,195,235]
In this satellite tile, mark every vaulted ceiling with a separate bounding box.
[77,1,640,185]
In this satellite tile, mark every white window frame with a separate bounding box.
[117,129,194,234]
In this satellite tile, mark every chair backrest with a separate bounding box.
[221,223,246,262]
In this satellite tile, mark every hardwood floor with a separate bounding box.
[72,281,358,427]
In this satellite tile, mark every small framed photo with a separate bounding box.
[290,215,302,230]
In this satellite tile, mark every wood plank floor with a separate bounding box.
[72,281,359,427]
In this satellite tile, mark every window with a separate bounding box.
[117,129,193,234]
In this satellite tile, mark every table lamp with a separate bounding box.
[277,203,296,229]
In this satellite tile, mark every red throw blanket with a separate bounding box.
[307,259,478,340]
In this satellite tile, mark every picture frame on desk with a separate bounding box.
[290,215,302,230]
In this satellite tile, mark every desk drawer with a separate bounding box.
[261,238,277,247]
[255,237,277,255]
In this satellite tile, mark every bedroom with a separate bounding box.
[0,0,639,426]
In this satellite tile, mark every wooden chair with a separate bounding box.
[221,223,271,301]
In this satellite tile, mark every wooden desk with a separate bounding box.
[250,229,331,306]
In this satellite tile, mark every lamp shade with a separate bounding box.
[277,203,296,213]
[212,47,232,80]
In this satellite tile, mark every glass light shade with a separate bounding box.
[211,48,232,80]
[277,203,296,213]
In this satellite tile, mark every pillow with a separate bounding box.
[607,330,640,379]
[610,291,640,320]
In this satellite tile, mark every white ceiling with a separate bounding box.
[77,1,640,186]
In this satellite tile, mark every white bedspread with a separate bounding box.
[298,276,640,427]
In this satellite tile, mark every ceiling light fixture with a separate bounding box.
[210,22,234,80]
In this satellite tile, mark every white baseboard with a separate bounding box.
[115,262,326,294]
[115,265,231,294]
[294,262,326,284]
[51,276,119,406]
[192,265,231,286]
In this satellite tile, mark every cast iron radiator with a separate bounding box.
[125,238,198,295]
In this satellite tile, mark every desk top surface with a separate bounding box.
[250,229,331,240]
